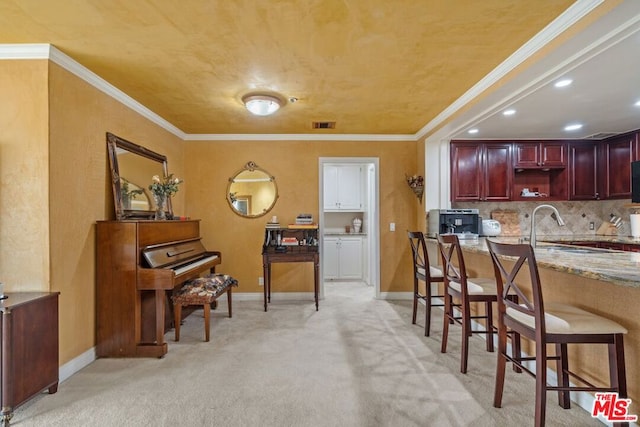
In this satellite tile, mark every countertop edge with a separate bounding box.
[428,236,640,289]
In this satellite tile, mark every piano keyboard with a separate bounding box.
[173,254,219,276]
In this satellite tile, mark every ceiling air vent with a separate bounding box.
[312,121,336,129]
[584,132,620,140]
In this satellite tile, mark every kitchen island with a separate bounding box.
[425,236,639,417]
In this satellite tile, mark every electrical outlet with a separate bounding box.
[589,222,595,230]
[389,222,395,232]
[258,277,264,286]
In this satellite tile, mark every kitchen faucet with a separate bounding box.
[529,204,565,247]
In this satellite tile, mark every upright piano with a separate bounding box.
[96,220,220,358]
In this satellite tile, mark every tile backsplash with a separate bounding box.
[452,199,635,237]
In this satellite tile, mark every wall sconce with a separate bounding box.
[242,94,282,116]
[406,174,424,202]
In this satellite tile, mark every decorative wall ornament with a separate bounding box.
[406,174,424,202]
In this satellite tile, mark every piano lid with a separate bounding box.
[142,238,207,269]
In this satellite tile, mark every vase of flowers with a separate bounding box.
[149,174,182,220]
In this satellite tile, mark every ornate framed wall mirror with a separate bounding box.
[227,161,278,218]
[107,132,171,220]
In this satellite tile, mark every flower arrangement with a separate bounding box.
[406,174,424,189]
[149,174,183,197]
[406,174,424,202]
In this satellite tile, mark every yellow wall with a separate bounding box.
[46,63,183,364]
[1,59,419,367]
[0,60,50,290]
[184,140,418,294]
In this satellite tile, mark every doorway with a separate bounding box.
[318,157,380,299]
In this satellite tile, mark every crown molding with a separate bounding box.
[0,43,187,140]
[0,0,603,145]
[0,43,51,59]
[0,44,416,142]
[183,133,416,142]
[415,0,604,140]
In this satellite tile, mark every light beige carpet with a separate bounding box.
[14,282,602,426]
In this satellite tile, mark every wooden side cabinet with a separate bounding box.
[1,292,60,426]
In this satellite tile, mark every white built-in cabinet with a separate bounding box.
[323,164,363,211]
[323,236,363,280]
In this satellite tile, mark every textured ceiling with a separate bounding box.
[0,0,575,135]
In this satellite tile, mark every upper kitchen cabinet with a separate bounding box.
[602,132,639,199]
[513,141,566,169]
[323,164,364,211]
[568,141,600,200]
[512,141,568,201]
[451,141,511,202]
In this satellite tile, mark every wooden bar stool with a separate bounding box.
[407,231,444,336]
[436,234,519,374]
[487,240,629,427]
[172,274,238,342]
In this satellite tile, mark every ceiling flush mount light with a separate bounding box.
[468,128,479,134]
[634,100,640,107]
[242,94,282,116]
[503,109,516,116]
[554,78,573,88]
[564,123,583,131]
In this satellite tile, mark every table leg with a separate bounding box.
[267,264,272,303]
[263,259,269,312]
[314,256,319,311]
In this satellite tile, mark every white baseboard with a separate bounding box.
[231,292,315,301]
[59,347,96,383]
[378,291,412,300]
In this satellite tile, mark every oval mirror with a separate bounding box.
[227,161,278,218]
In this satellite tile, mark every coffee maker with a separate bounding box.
[427,209,480,239]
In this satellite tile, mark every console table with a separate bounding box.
[1,292,60,426]
[262,227,319,311]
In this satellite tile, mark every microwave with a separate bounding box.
[427,209,480,238]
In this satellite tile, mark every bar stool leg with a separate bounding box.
[485,301,494,352]
[441,294,452,354]
[556,343,570,409]
[425,281,432,337]
[412,276,418,325]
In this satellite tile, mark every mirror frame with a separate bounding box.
[107,132,171,220]
[226,161,278,218]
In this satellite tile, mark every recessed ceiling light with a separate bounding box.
[468,128,479,134]
[635,100,640,107]
[554,79,573,88]
[564,123,583,131]
[503,109,516,116]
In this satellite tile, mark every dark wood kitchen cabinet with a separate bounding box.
[602,132,639,199]
[451,141,511,201]
[568,141,600,200]
[513,141,566,169]
[1,292,60,425]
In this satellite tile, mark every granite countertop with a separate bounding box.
[453,236,640,289]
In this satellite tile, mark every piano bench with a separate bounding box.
[171,274,238,342]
